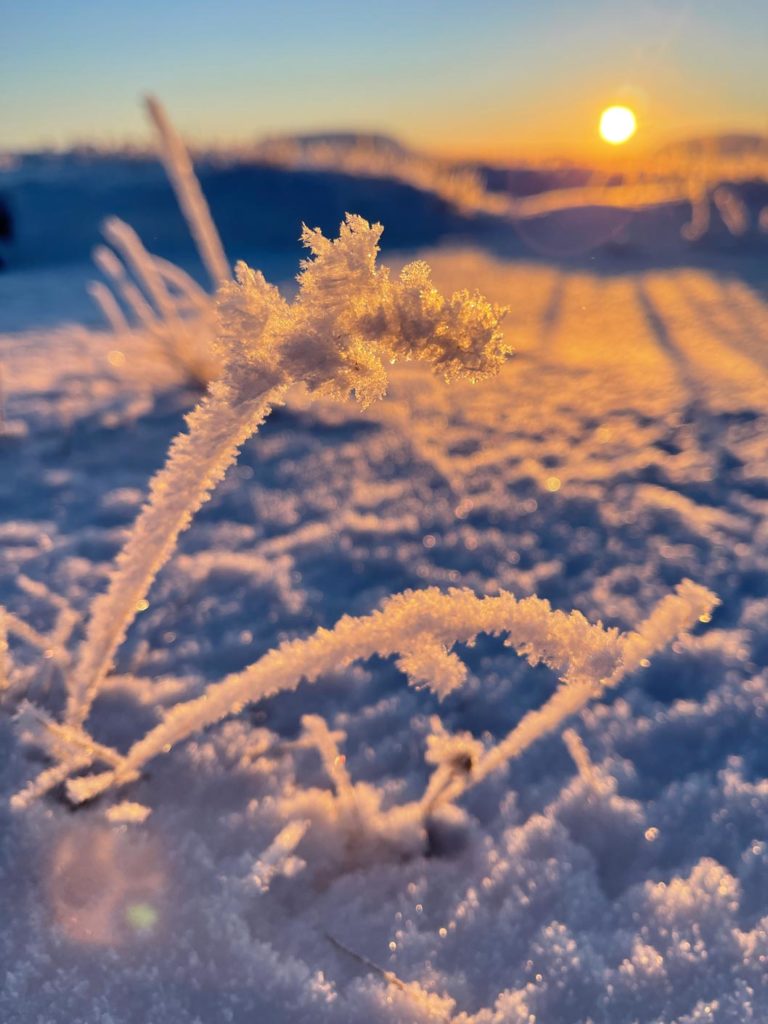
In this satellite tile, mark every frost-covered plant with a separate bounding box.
[90,217,220,386]
[13,580,715,810]
[420,579,719,810]
[1,576,77,701]
[249,820,310,892]
[88,97,228,387]
[145,95,231,290]
[66,214,507,727]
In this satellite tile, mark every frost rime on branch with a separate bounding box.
[67,214,508,727]
[58,581,717,806]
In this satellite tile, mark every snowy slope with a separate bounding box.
[1,246,768,1023]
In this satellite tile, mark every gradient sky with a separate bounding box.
[2,0,766,159]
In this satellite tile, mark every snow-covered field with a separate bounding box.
[2,169,768,1021]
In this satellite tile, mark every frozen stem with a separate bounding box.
[58,580,715,805]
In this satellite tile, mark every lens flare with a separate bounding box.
[48,824,166,946]
[599,106,637,145]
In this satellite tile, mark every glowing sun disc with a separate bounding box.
[599,105,637,145]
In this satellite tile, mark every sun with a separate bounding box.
[599,105,637,145]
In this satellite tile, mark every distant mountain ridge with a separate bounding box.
[655,133,768,159]
[253,131,410,155]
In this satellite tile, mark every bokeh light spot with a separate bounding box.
[125,901,159,933]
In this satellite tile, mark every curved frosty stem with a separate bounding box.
[426,579,719,808]
[63,581,715,804]
[68,382,284,724]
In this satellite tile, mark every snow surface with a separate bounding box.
[2,197,768,1022]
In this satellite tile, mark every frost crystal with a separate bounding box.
[216,215,509,403]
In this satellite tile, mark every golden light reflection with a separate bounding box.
[48,824,166,946]
[599,105,637,145]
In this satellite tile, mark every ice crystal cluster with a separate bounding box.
[216,215,509,403]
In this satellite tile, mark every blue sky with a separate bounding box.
[2,0,766,157]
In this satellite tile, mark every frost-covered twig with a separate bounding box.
[68,384,280,725]
[420,716,485,816]
[250,820,309,892]
[91,220,219,385]
[299,714,356,806]
[562,728,596,785]
[18,575,78,655]
[87,280,130,334]
[4,609,50,655]
[89,93,230,384]
[430,579,718,807]
[145,95,230,288]
[2,577,77,698]
[102,217,181,326]
[61,581,715,804]
[11,702,132,810]
[67,215,508,726]
[94,244,158,329]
